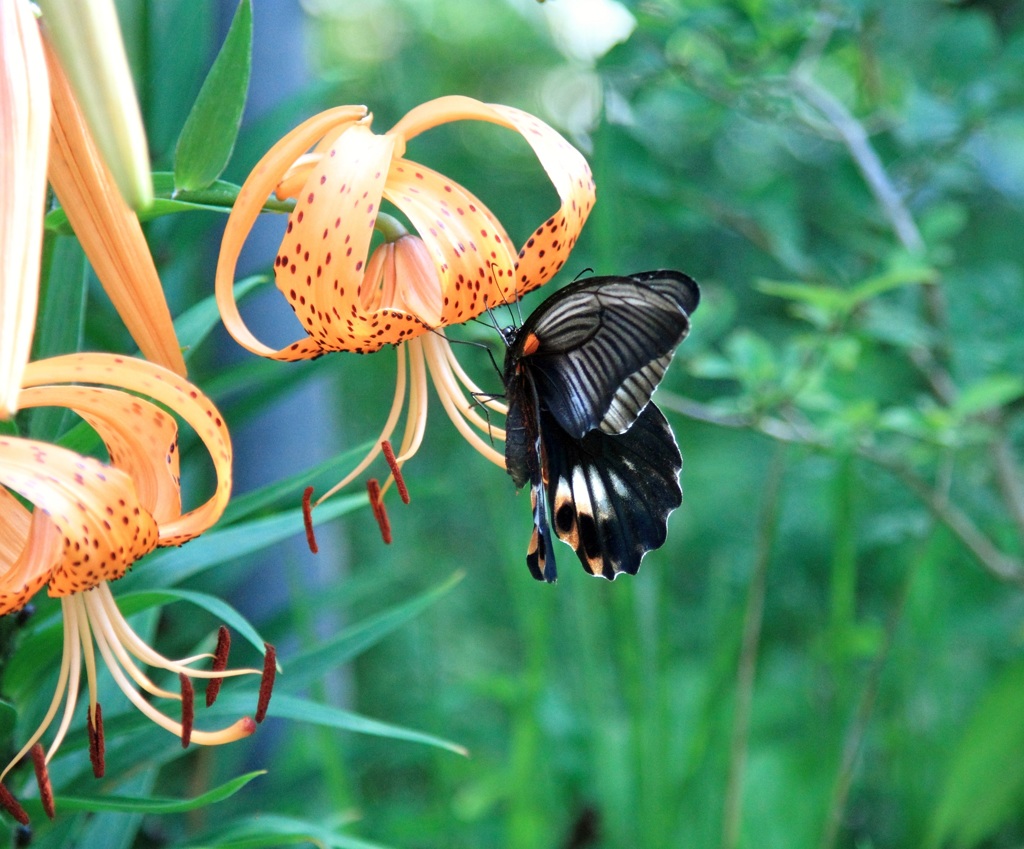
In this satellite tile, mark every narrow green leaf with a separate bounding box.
[754,278,848,312]
[218,691,467,755]
[115,589,268,656]
[953,375,1024,418]
[283,573,464,691]
[28,236,87,440]
[173,0,253,191]
[847,263,936,306]
[120,494,365,591]
[175,274,266,357]
[184,813,393,849]
[927,662,1024,848]
[40,771,264,815]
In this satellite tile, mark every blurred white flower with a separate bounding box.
[542,0,636,64]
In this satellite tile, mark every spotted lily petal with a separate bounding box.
[44,39,186,376]
[0,489,57,616]
[0,0,50,417]
[0,436,158,601]
[17,384,182,524]
[216,106,369,361]
[388,95,596,296]
[20,353,231,544]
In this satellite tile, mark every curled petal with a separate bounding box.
[0,436,158,598]
[18,384,182,524]
[274,125,425,354]
[388,95,596,297]
[44,38,185,376]
[0,0,50,417]
[384,158,517,324]
[20,354,232,544]
[0,490,59,616]
[215,106,368,361]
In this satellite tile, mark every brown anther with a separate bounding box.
[302,486,319,553]
[0,783,29,825]
[256,643,276,723]
[180,673,194,748]
[206,626,232,707]
[29,745,54,820]
[366,478,392,544]
[381,441,410,504]
[87,703,105,778]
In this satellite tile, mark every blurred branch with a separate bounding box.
[790,72,958,406]
[662,393,1024,585]
[721,445,787,849]
[789,74,923,254]
[991,421,1024,547]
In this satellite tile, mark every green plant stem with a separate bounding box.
[721,445,787,849]
[818,532,925,849]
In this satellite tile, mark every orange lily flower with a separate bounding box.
[0,353,273,822]
[216,96,595,502]
[0,2,185,419]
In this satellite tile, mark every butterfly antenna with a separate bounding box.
[572,266,595,283]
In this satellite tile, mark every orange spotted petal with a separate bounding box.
[388,95,596,297]
[0,0,50,417]
[384,158,517,324]
[20,354,231,545]
[0,488,56,615]
[216,106,368,361]
[274,124,424,354]
[17,384,182,524]
[0,435,159,598]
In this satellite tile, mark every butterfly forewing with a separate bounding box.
[520,270,699,438]
[502,269,700,581]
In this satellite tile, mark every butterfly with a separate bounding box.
[501,270,700,582]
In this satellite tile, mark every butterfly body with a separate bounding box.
[502,270,700,582]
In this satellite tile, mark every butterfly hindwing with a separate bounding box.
[519,270,700,438]
[502,269,700,581]
[542,402,682,578]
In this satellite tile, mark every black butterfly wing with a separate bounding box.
[542,401,682,578]
[519,270,699,439]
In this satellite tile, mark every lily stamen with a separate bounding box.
[206,626,232,707]
[381,440,410,504]
[87,704,104,778]
[29,746,53,820]
[180,674,194,748]
[366,479,392,544]
[301,486,319,555]
[256,644,276,724]
[0,784,29,826]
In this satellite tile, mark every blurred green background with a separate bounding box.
[11,0,1024,846]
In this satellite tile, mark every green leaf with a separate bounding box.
[43,173,293,234]
[175,274,266,357]
[927,662,1024,848]
[222,691,467,755]
[953,375,1024,418]
[183,813,393,849]
[282,573,464,691]
[42,771,264,815]
[173,0,253,191]
[121,494,365,592]
[115,589,268,656]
